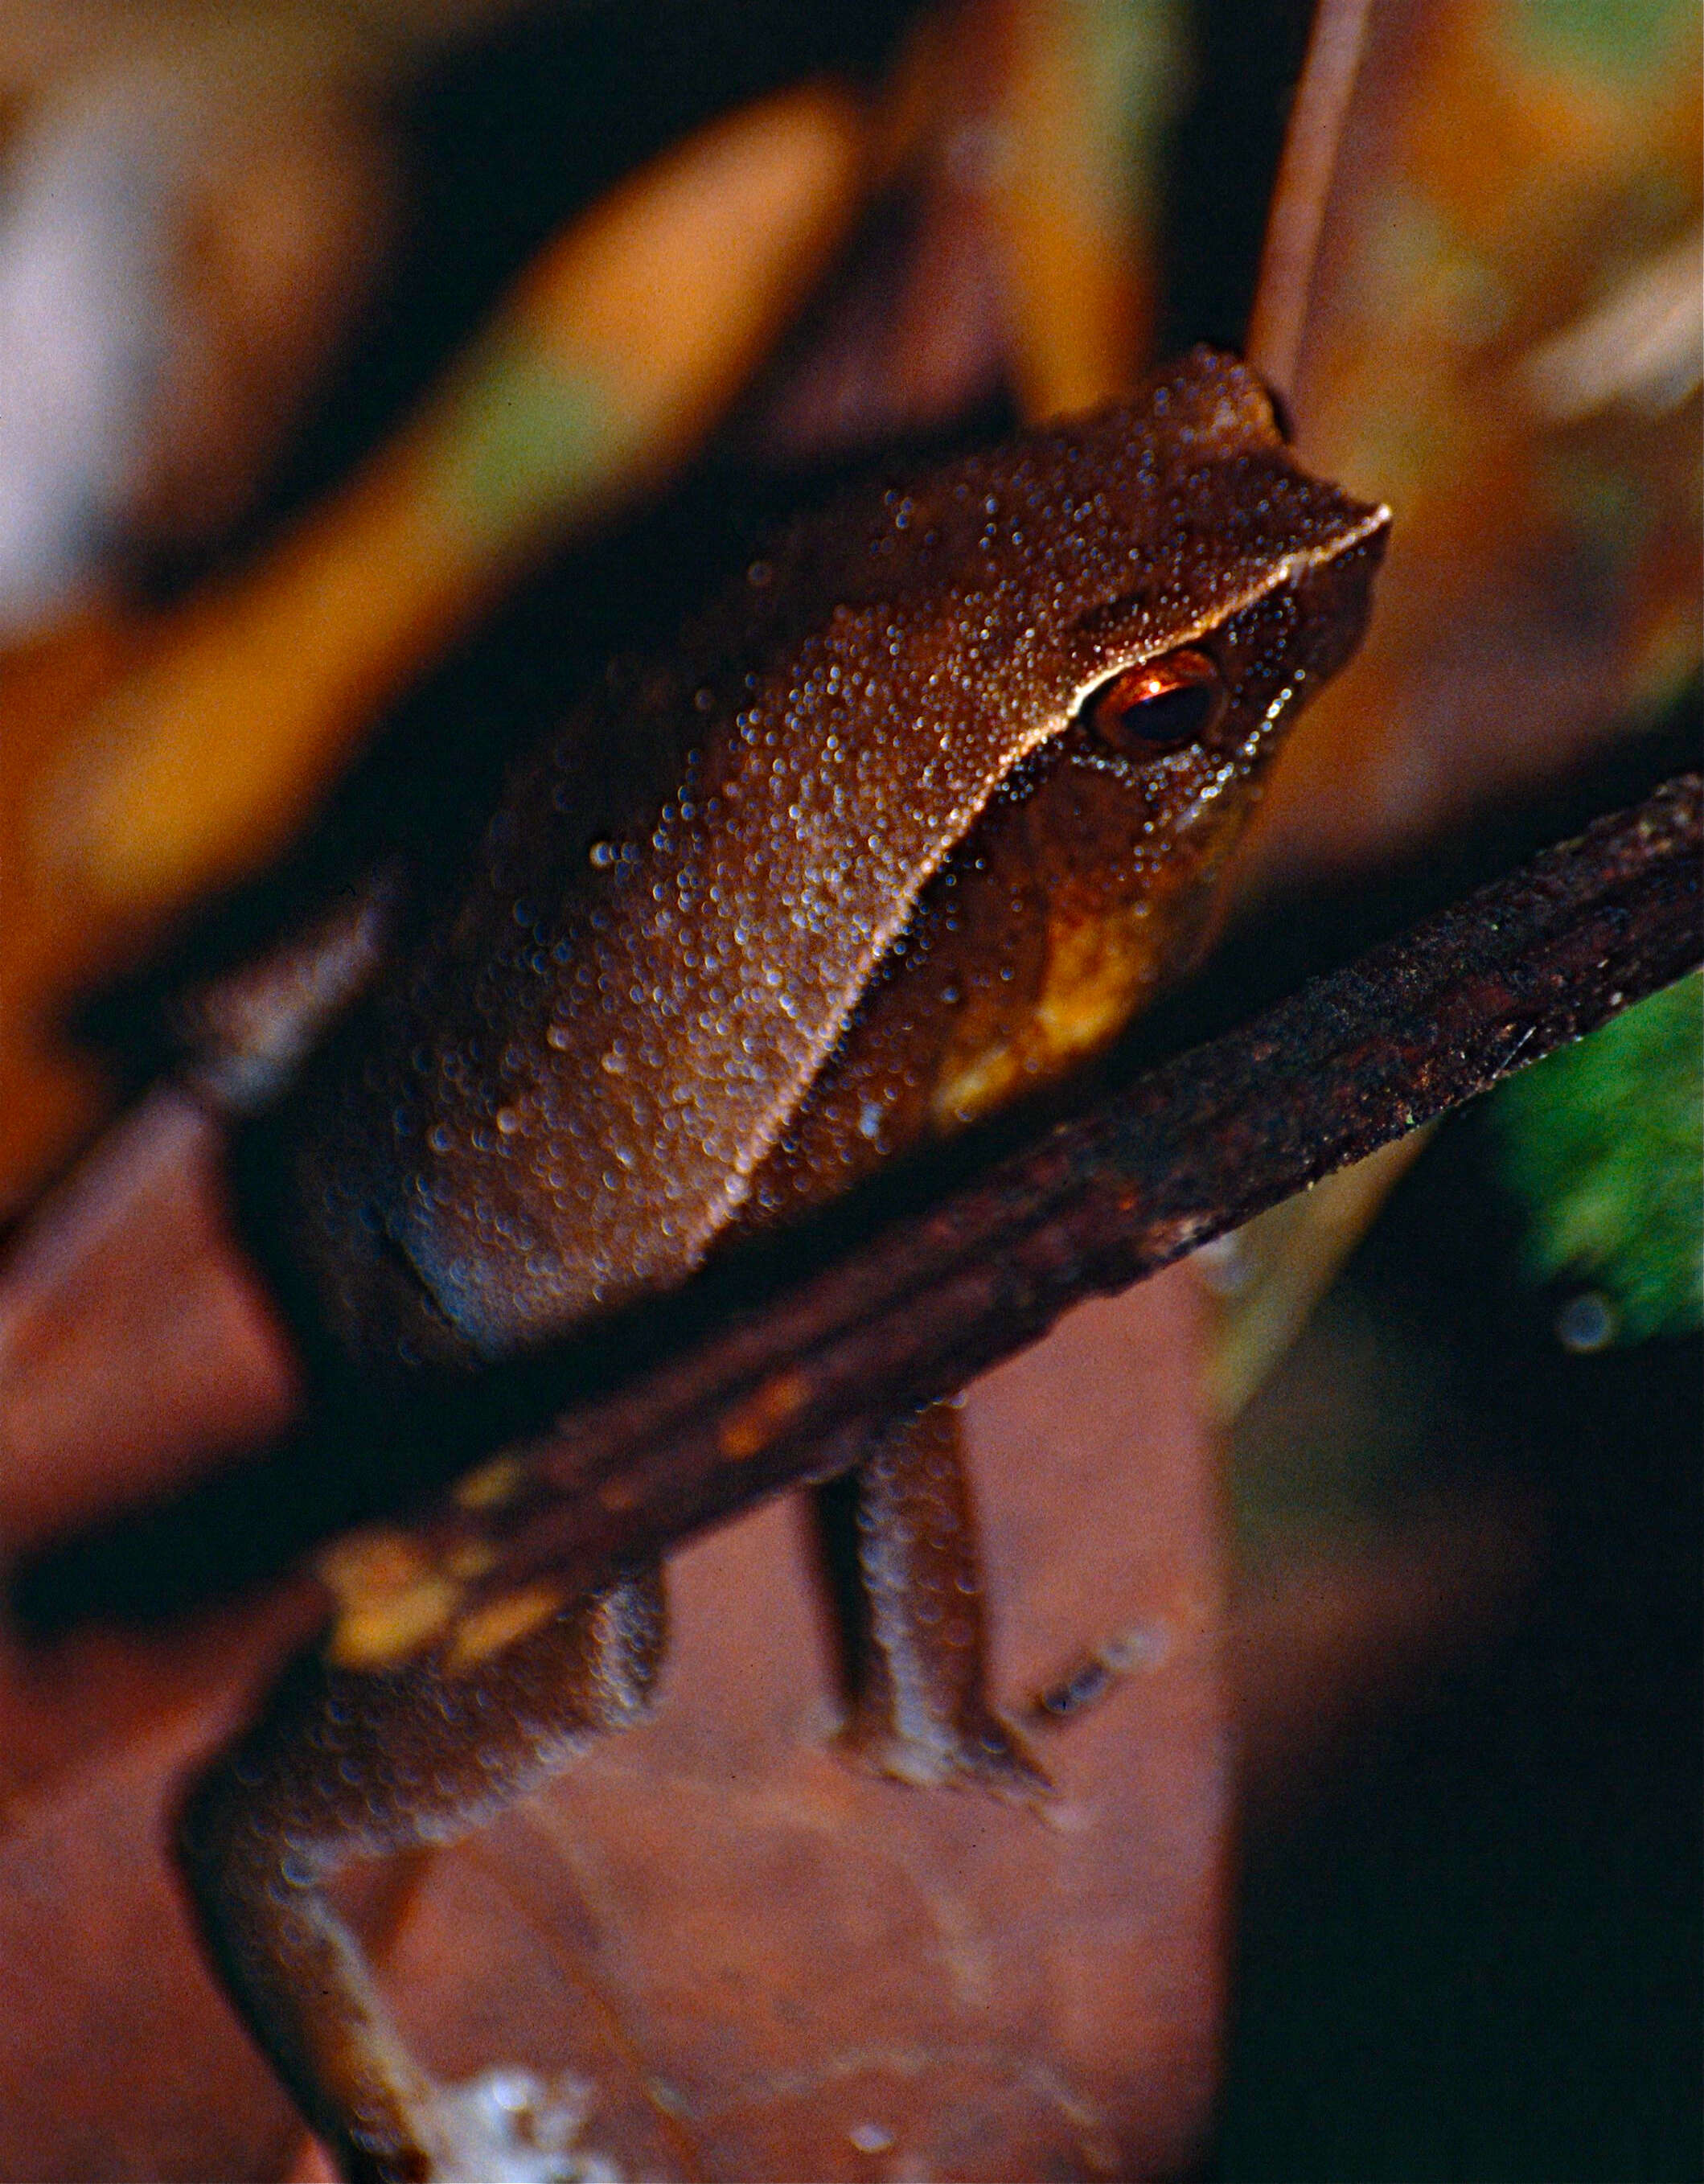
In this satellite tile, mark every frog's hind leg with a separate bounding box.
[827,1401,1047,1802]
[178,1566,663,2184]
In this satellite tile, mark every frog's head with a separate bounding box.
[725,345,1387,979]
[779,345,1391,1131]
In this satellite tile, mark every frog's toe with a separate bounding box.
[418,2067,621,2184]
[847,1707,1053,1806]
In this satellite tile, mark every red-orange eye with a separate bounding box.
[1082,647,1226,753]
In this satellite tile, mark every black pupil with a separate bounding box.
[1115,677,1216,746]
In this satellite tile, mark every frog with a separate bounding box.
[174,346,1388,2184]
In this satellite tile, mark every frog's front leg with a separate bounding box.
[831,1401,1048,1801]
[178,1568,663,2184]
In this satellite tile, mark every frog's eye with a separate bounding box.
[1082,647,1225,753]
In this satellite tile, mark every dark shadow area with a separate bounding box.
[1214,1114,1702,2183]
[1161,0,1315,357]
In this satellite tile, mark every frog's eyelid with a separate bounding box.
[1061,500,1390,714]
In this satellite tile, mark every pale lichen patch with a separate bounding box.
[454,1453,528,1510]
[325,1573,464,1669]
[317,1526,466,1669]
[446,1537,499,1583]
[718,1367,810,1459]
[446,1582,567,1669]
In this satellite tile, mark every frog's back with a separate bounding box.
[248,350,1383,1373]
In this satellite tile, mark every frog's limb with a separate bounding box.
[833,1402,1047,1800]
[177,1568,663,2184]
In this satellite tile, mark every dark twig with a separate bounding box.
[1246,0,1376,403]
[417,775,1701,1605]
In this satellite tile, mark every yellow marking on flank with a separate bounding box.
[446,1583,568,1670]
[1031,907,1155,1065]
[719,1369,811,1460]
[930,1040,1022,1130]
[930,899,1167,1132]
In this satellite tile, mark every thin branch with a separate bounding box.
[1245,0,1376,404]
[417,774,1702,1605]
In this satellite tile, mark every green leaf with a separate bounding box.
[1493,971,1702,1340]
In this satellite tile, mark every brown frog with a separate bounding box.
[176,347,1387,2182]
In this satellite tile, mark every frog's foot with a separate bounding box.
[178,1570,665,2184]
[416,2067,620,2184]
[844,1702,1052,1805]
[827,1403,1053,1808]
